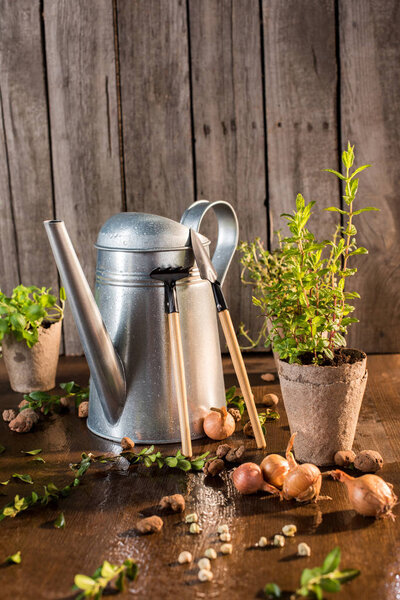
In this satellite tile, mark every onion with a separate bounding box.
[332,469,397,519]
[233,462,281,495]
[282,433,322,502]
[260,454,289,488]
[203,407,235,441]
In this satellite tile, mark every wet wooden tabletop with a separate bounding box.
[0,353,399,600]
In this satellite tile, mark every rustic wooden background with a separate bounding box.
[0,0,399,355]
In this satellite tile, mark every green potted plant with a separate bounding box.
[240,143,377,465]
[0,285,65,392]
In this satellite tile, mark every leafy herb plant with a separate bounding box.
[239,143,378,364]
[264,547,360,599]
[0,285,65,348]
[73,558,138,599]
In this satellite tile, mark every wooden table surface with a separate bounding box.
[0,353,399,600]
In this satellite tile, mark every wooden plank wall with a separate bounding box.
[0,0,399,355]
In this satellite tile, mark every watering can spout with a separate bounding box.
[44,220,125,424]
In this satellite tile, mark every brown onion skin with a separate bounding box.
[332,470,397,518]
[283,463,322,502]
[203,407,235,441]
[260,454,289,489]
[233,462,279,495]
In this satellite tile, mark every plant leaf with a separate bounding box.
[54,512,65,529]
[320,578,341,592]
[12,473,33,485]
[22,449,42,456]
[335,569,361,584]
[264,582,281,598]
[322,546,341,574]
[0,445,5,455]
[32,457,45,463]
[6,550,21,565]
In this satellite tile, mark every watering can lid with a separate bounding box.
[95,212,210,252]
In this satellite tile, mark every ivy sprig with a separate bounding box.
[73,558,138,599]
[119,446,210,472]
[21,381,89,415]
[264,547,360,599]
[226,386,245,415]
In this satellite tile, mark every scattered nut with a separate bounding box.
[261,373,275,382]
[216,444,231,459]
[204,548,217,560]
[198,557,211,571]
[261,393,279,407]
[78,401,89,418]
[334,450,356,468]
[190,523,202,534]
[159,494,185,513]
[282,524,297,537]
[198,568,213,582]
[219,532,231,542]
[273,534,285,547]
[136,515,163,534]
[178,551,192,564]
[220,543,233,555]
[185,512,198,523]
[258,536,268,547]
[354,450,384,473]
[243,421,254,437]
[203,458,225,476]
[297,542,311,557]
[225,445,245,463]
[121,436,135,450]
[2,409,17,422]
[228,408,241,422]
[217,524,229,534]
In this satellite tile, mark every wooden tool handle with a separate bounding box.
[168,312,193,457]
[218,309,266,449]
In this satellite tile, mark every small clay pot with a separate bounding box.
[2,321,62,392]
[278,349,367,466]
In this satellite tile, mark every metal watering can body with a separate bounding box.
[44,201,238,443]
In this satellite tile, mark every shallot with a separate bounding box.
[332,469,397,519]
[203,407,235,440]
[282,433,322,502]
[260,454,289,488]
[232,462,280,495]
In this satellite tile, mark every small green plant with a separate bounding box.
[239,143,378,364]
[21,381,89,415]
[0,285,65,348]
[264,547,360,599]
[73,558,138,599]
[225,385,245,415]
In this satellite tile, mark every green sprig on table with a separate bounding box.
[264,547,360,599]
[226,385,245,415]
[21,381,89,415]
[73,558,138,599]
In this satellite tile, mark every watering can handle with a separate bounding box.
[180,200,238,286]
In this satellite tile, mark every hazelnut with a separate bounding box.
[203,458,225,476]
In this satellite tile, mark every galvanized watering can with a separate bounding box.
[44,201,238,443]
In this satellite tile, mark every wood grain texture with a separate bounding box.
[44,0,123,354]
[189,0,267,348]
[117,0,194,220]
[339,0,400,352]
[0,354,399,599]
[0,1,57,293]
[262,0,340,239]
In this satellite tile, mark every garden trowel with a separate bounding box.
[190,229,266,449]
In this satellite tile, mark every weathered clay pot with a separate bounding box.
[278,349,368,466]
[2,320,62,392]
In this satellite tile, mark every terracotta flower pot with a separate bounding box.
[278,349,368,466]
[2,320,62,393]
